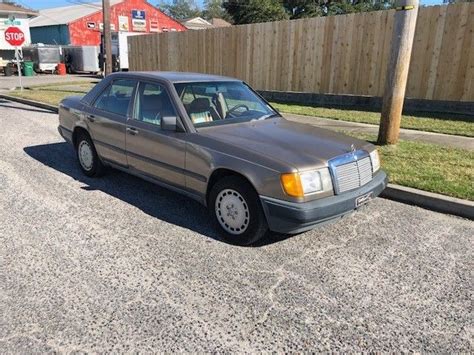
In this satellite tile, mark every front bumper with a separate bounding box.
[260,171,388,234]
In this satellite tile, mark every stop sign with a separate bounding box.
[4,27,25,46]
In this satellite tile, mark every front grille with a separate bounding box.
[330,153,373,194]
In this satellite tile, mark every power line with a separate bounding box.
[65,0,103,9]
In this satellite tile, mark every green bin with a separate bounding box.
[23,61,34,76]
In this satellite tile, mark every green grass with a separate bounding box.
[272,102,474,137]
[25,80,99,89]
[345,132,474,201]
[7,82,473,200]
[9,82,95,106]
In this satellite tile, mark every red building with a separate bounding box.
[30,0,186,46]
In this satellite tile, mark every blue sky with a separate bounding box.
[28,0,444,10]
[29,0,204,10]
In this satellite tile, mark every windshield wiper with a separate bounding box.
[259,113,280,120]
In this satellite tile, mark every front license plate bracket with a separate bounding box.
[355,192,373,208]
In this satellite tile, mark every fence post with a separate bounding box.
[378,0,419,145]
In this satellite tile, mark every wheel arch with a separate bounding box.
[72,126,91,148]
[206,168,259,207]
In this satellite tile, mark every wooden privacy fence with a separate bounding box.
[129,3,474,102]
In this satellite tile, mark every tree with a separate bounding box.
[224,0,289,24]
[284,0,324,19]
[284,0,395,19]
[224,0,395,24]
[159,0,201,20]
[202,0,231,21]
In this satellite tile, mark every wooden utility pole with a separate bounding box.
[377,0,419,145]
[102,0,113,76]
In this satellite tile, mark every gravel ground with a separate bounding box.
[1,99,473,352]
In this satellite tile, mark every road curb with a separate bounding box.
[1,95,472,220]
[0,93,59,113]
[381,184,473,220]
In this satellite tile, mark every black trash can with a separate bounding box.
[4,65,13,76]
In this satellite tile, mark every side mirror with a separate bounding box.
[161,116,178,131]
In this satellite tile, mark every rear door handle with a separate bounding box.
[86,114,95,122]
[126,127,139,135]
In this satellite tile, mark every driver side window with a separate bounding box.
[134,82,176,127]
[180,86,221,124]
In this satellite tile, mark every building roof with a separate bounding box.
[210,18,232,27]
[0,3,38,17]
[29,0,123,28]
[178,17,213,30]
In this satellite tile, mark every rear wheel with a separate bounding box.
[209,176,268,246]
[75,132,105,177]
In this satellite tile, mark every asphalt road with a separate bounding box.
[1,99,472,352]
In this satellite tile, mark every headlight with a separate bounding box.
[369,149,380,173]
[281,168,333,197]
[300,170,323,194]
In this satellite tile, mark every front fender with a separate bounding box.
[184,140,285,203]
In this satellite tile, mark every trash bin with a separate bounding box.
[23,61,34,76]
[4,63,18,76]
[56,62,66,76]
[4,65,13,76]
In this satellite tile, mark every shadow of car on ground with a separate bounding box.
[24,142,292,246]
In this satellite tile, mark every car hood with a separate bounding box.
[198,118,372,170]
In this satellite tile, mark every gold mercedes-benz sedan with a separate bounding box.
[58,72,387,245]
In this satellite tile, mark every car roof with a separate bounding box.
[110,71,242,83]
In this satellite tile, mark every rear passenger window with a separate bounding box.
[134,82,176,127]
[94,79,136,116]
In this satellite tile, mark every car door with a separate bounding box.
[125,81,186,188]
[85,78,137,167]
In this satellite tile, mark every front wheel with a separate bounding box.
[209,176,268,246]
[75,132,105,177]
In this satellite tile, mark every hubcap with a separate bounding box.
[215,189,250,235]
[78,140,93,171]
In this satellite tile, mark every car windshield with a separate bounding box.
[174,81,279,127]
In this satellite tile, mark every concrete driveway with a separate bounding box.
[1,99,472,352]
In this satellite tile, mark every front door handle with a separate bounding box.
[126,127,139,135]
[86,114,95,122]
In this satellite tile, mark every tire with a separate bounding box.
[75,132,105,177]
[4,66,13,76]
[209,176,268,246]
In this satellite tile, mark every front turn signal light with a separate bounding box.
[281,173,304,198]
